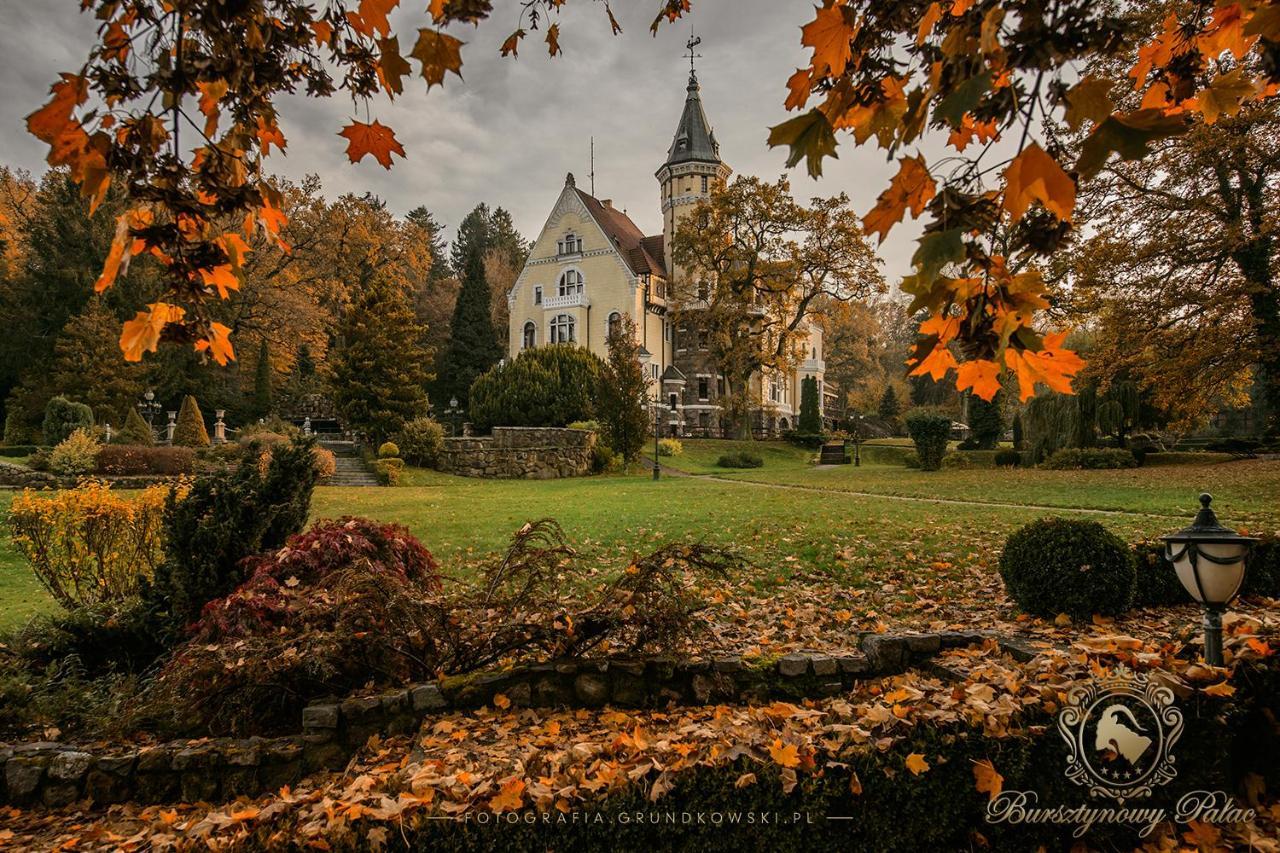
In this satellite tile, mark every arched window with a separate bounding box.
[607,312,622,339]
[558,269,583,297]
[557,233,582,255]
[522,321,536,350]
[550,314,576,344]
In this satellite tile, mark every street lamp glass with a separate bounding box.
[1170,542,1249,605]
[450,397,459,409]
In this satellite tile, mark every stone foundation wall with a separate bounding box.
[436,427,595,479]
[0,461,181,491]
[0,631,1039,807]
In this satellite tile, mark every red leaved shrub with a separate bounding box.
[95,445,195,475]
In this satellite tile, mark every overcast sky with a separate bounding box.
[0,0,923,283]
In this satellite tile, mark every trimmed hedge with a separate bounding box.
[0,445,40,457]
[994,448,1021,467]
[1042,447,1138,469]
[717,451,763,469]
[999,519,1136,618]
[782,431,828,450]
[95,445,195,476]
[904,411,950,471]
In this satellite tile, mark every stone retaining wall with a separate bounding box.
[436,427,595,479]
[0,461,180,490]
[0,631,1039,807]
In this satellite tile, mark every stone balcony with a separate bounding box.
[542,291,587,310]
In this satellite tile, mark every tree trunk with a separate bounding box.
[1233,236,1279,436]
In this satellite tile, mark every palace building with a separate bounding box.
[505,63,826,437]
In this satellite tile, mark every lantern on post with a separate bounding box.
[1161,494,1257,666]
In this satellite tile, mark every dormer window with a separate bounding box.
[557,233,583,255]
[558,270,583,297]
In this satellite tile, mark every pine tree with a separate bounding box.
[878,385,901,421]
[436,239,502,410]
[406,206,452,287]
[1012,413,1024,450]
[329,269,431,444]
[172,394,211,447]
[118,406,155,445]
[44,302,146,427]
[967,391,1004,449]
[450,204,492,276]
[252,338,273,418]
[600,316,649,462]
[798,375,822,434]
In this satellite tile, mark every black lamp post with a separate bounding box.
[1161,494,1257,666]
[137,389,161,433]
[444,396,463,437]
[850,413,863,467]
[651,394,662,481]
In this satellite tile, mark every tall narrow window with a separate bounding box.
[558,270,583,297]
[669,393,679,410]
[698,378,709,400]
[607,312,622,339]
[550,314,576,344]
[701,175,709,193]
[533,286,542,305]
[522,322,536,350]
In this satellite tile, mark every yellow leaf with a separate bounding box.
[1002,142,1075,223]
[121,302,185,362]
[769,739,801,769]
[493,693,511,710]
[972,759,1003,800]
[489,777,525,813]
[905,752,930,776]
[1202,680,1235,697]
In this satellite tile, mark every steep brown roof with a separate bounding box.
[574,189,667,278]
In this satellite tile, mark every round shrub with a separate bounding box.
[902,450,920,469]
[43,396,95,446]
[1131,541,1189,608]
[48,428,101,475]
[998,518,1136,618]
[994,448,1021,467]
[940,452,976,469]
[904,410,950,471]
[377,441,400,459]
[657,438,683,457]
[469,344,605,432]
[312,446,337,480]
[374,457,405,485]
[398,417,446,466]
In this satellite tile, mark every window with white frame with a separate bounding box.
[557,233,582,255]
[533,285,542,305]
[607,312,622,339]
[550,314,576,344]
[770,380,780,403]
[558,269,583,296]
[522,321,536,349]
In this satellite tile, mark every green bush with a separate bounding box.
[717,451,763,469]
[590,442,618,474]
[374,457,405,485]
[994,448,1021,467]
[798,375,822,434]
[1042,447,1138,469]
[1131,540,1192,608]
[657,438,683,457]
[115,406,155,446]
[377,441,401,459]
[398,417,446,467]
[782,431,827,449]
[172,395,210,447]
[42,396,95,446]
[238,415,301,441]
[940,452,976,469]
[140,437,319,646]
[904,410,950,471]
[901,450,920,468]
[999,518,1136,618]
[469,344,605,432]
[48,428,101,475]
[0,444,39,457]
[1244,535,1280,599]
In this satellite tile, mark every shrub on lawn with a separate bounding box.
[238,415,301,442]
[468,344,605,432]
[8,480,185,609]
[657,438,683,457]
[1042,447,1139,469]
[1130,540,1190,608]
[398,416,445,467]
[999,518,1136,618]
[374,457,405,485]
[377,441,400,459]
[312,446,337,480]
[940,452,976,469]
[47,428,101,475]
[140,437,319,645]
[95,445,195,476]
[717,450,763,469]
[172,395,211,447]
[142,517,443,734]
[902,450,920,468]
[782,430,827,449]
[115,407,155,446]
[994,448,1021,467]
[904,410,950,471]
[42,396,94,446]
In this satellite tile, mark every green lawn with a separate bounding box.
[1,450,1275,633]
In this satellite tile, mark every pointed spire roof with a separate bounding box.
[664,71,721,167]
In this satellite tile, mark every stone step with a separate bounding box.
[819,443,849,464]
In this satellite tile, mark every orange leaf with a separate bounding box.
[917,2,943,45]
[489,777,525,813]
[121,302,186,362]
[955,359,1001,401]
[1202,680,1236,697]
[195,322,235,366]
[358,0,398,37]
[410,29,464,89]
[492,693,511,710]
[26,73,88,144]
[500,29,525,58]
[1004,332,1085,401]
[256,116,287,155]
[769,739,801,769]
[199,265,240,299]
[1002,142,1075,223]
[428,0,447,22]
[197,80,228,137]
[546,23,562,57]
[802,4,857,78]
[972,759,1003,800]
[905,753,930,776]
[907,343,957,382]
[863,155,936,242]
[785,68,811,111]
[338,120,406,169]
[950,0,976,14]
[311,19,334,46]
[95,211,142,292]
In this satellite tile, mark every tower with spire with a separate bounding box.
[655,38,733,277]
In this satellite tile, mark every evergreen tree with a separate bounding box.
[878,385,901,421]
[436,239,502,410]
[406,206,452,288]
[252,338,274,418]
[118,406,155,445]
[967,391,1004,449]
[172,394,211,447]
[600,316,649,462]
[329,270,431,444]
[798,375,822,434]
[1012,413,1024,450]
[294,343,316,379]
[450,204,492,276]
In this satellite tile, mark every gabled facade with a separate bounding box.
[506,68,826,437]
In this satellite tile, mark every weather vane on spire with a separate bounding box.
[685,34,702,78]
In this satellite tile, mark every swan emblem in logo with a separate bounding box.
[1057,668,1183,803]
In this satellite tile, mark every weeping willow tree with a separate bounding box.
[1023,395,1080,463]
[1023,379,1147,462]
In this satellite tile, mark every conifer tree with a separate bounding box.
[878,385,901,421]
[329,269,431,444]
[118,406,155,445]
[436,239,502,410]
[173,394,211,447]
[798,376,822,434]
[600,316,649,462]
[252,338,273,418]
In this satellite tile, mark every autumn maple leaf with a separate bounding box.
[955,359,1002,401]
[411,29,464,89]
[768,739,801,769]
[863,155,936,242]
[1002,142,1076,223]
[905,752,930,775]
[1004,332,1085,401]
[338,120,407,169]
[801,3,857,78]
[489,777,525,813]
[121,302,186,362]
[972,758,1003,800]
